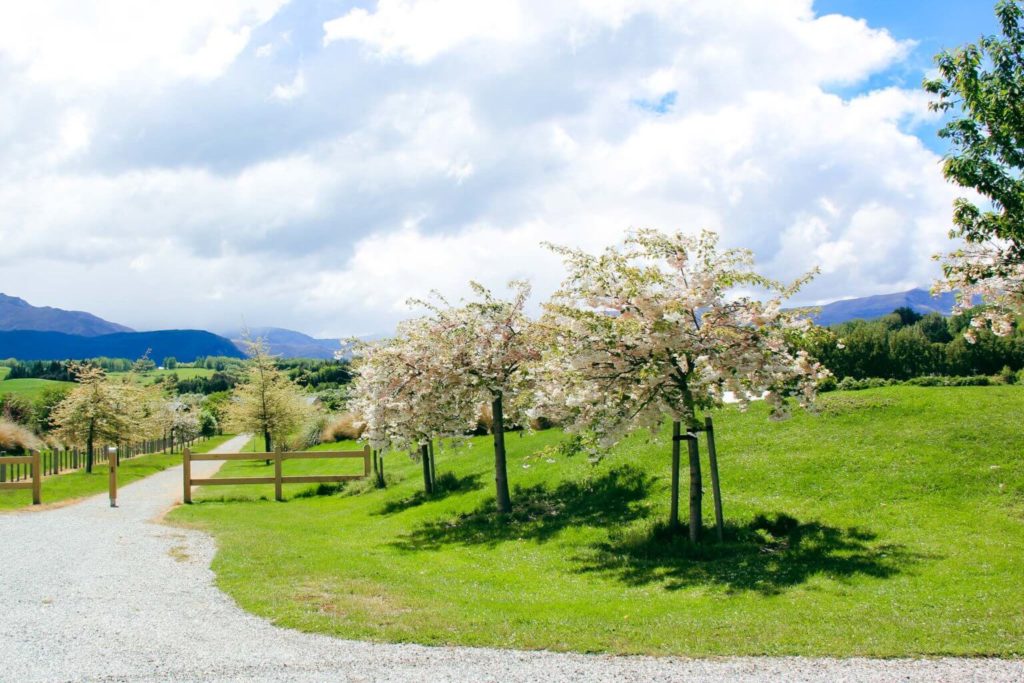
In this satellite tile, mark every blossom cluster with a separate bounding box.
[348,281,539,452]
[935,240,1024,341]
[535,229,829,447]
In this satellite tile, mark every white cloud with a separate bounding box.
[0,0,964,336]
[272,70,306,101]
[0,1,286,88]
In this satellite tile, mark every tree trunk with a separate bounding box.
[428,439,436,488]
[669,421,681,531]
[420,443,433,494]
[86,423,95,474]
[687,425,703,543]
[264,431,272,465]
[491,393,512,514]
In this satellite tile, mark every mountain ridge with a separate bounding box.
[0,330,244,362]
[0,293,132,336]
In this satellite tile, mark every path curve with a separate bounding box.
[0,435,1020,682]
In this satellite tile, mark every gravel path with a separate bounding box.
[0,434,1020,682]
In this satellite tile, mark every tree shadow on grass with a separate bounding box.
[375,472,484,516]
[292,482,347,499]
[576,513,931,595]
[392,465,654,550]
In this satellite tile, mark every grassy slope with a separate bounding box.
[0,377,74,400]
[0,434,234,511]
[169,387,1024,656]
[0,367,9,380]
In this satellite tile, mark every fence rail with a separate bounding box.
[0,436,207,486]
[183,446,371,503]
[0,453,41,504]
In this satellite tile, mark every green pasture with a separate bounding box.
[169,387,1024,656]
[0,378,74,401]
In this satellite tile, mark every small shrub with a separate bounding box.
[998,365,1017,385]
[817,375,838,393]
[836,377,897,391]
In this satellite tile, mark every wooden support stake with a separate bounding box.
[274,451,284,502]
[31,451,41,505]
[705,416,724,542]
[670,421,681,531]
[182,448,192,504]
[687,428,702,544]
[363,445,371,478]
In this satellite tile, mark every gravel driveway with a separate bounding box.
[0,434,1020,682]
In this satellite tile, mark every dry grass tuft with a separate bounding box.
[0,418,42,452]
[321,412,366,443]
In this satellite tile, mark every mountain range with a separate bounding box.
[226,327,343,360]
[0,288,962,361]
[810,288,958,327]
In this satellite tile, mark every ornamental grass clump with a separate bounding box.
[0,417,42,452]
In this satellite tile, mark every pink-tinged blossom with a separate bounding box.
[348,281,539,452]
[536,228,829,449]
[934,241,1024,342]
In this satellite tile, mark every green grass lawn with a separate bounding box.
[0,434,234,511]
[0,377,74,401]
[169,387,1024,657]
[0,367,10,381]
[109,367,217,385]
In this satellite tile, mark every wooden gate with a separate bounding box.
[182,446,371,503]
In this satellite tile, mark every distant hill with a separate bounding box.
[228,327,343,359]
[0,293,132,336]
[0,330,244,362]
[812,288,958,327]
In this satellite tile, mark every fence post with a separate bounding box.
[363,445,371,478]
[705,416,724,542]
[31,451,41,505]
[274,451,283,502]
[182,448,192,504]
[109,448,118,508]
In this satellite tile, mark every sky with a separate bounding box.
[0,0,1006,337]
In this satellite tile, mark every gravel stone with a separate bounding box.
[0,434,1020,682]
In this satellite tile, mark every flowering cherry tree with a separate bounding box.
[348,315,478,493]
[539,228,828,540]
[349,281,539,512]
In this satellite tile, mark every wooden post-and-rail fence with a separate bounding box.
[0,436,210,506]
[183,446,372,503]
[0,453,42,505]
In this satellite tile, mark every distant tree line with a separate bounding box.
[281,359,353,389]
[804,307,1024,380]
